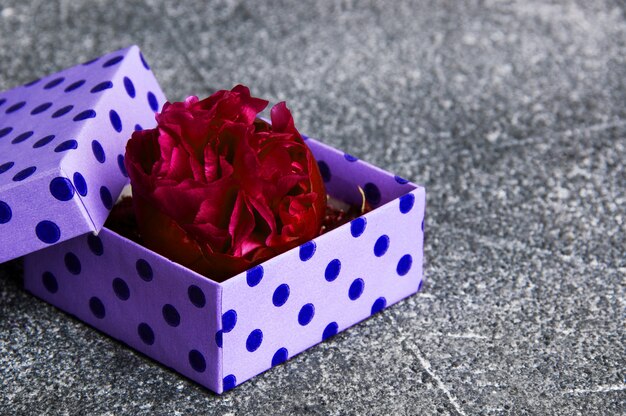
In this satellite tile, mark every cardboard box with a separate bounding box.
[0,45,165,264]
[23,138,425,393]
[3,47,426,394]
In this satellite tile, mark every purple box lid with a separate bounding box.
[0,46,166,264]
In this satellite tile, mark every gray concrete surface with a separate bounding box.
[1,1,625,414]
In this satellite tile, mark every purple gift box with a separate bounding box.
[2,47,426,394]
[0,45,165,263]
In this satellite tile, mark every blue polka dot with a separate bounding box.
[123,77,136,98]
[397,254,413,276]
[103,56,123,67]
[222,309,237,333]
[0,162,14,174]
[324,259,341,282]
[136,259,153,281]
[215,330,223,348]
[349,278,364,300]
[188,285,205,307]
[89,297,106,319]
[162,304,180,327]
[140,52,150,70]
[54,140,78,152]
[13,166,36,182]
[299,241,316,261]
[11,131,33,144]
[83,58,98,65]
[42,271,58,294]
[64,79,85,92]
[318,161,331,182]
[50,177,75,201]
[374,235,390,257]
[117,155,128,177]
[272,348,288,366]
[73,109,96,121]
[350,217,367,237]
[0,201,12,224]
[344,153,358,162]
[371,297,387,315]
[147,92,159,112]
[189,350,206,372]
[100,186,113,209]
[322,322,338,341]
[52,105,74,118]
[35,220,60,244]
[134,124,143,131]
[91,140,106,163]
[31,102,52,115]
[24,79,40,87]
[44,77,64,89]
[109,110,122,132]
[246,265,264,287]
[73,172,88,196]
[421,219,425,232]
[0,127,13,138]
[298,303,315,326]
[112,278,130,300]
[138,323,155,345]
[0,98,5,106]
[87,234,103,255]
[399,193,415,214]
[272,284,290,307]
[364,182,381,205]
[33,135,55,148]
[246,329,263,352]
[394,175,409,184]
[6,101,26,114]
[91,81,113,93]
[223,374,236,391]
[64,252,81,275]
[417,279,424,292]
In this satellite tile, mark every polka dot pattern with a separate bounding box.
[0,45,166,265]
[49,177,75,201]
[162,304,181,327]
[348,278,365,300]
[298,303,315,326]
[322,322,339,341]
[189,350,206,372]
[0,201,12,224]
[246,329,263,352]
[0,127,13,138]
[246,265,263,287]
[87,234,104,256]
[89,297,106,319]
[112,277,130,301]
[20,134,424,395]
[35,220,60,244]
[64,252,81,275]
[31,102,52,115]
[138,323,155,345]
[271,347,288,366]
[33,135,55,148]
[272,284,290,307]
[299,241,316,261]
[136,259,153,282]
[64,80,85,93]
[42,271,58,294]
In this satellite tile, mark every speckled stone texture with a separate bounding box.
[0,1,624,415]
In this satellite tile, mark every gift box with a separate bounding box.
[4,47,426,394]
[0,45,165,264]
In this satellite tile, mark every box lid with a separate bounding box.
[0,45,166,264]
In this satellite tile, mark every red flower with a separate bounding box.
[124,85,326,281]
